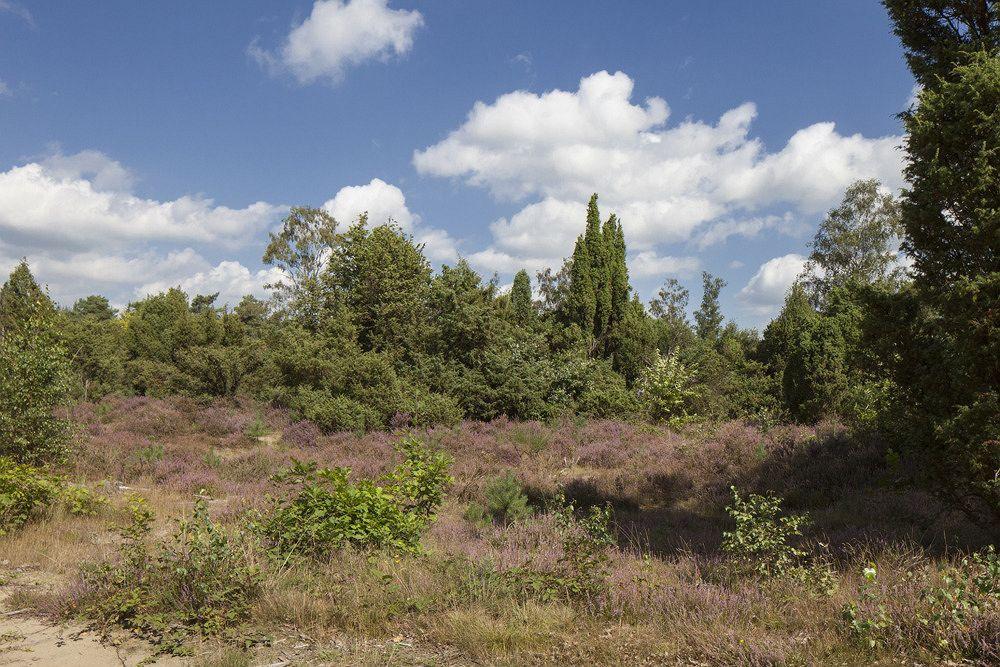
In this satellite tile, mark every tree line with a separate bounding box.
[0,0,997,521]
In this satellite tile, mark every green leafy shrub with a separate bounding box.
[722,486,809,577]
[636,350,699,425]
[399,387,463,428]
[297,391,381,433]
[0,264,73,464]
[59,483,109,517]
[79,497,262,654]
[260,436,451,558]
[0,456,60,536]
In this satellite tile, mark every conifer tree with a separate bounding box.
[510,269,534,324]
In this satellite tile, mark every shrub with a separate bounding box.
[480,471,532,526]
[400,388,463,428]
[260,436,452,559]
[59,483,109,517]
[0,457,60,536]
[722,486,809,577]
[0,264,73,464]
[78,497,263,654]
[298,392,381,433]
[636,350,699,426]
[506,494,615,605]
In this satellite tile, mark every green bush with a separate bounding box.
[480,470,532,526]
[636,350,699,425]
[399,387,463,428]
[79,497,262,654]
[59,483,109,517]
[0,457,61,536]
[722,486,809,577]
[297,391,381,433]
[260,436,452,559]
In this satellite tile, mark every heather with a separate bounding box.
[1,397,995,663]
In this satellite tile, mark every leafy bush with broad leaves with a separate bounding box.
[260,436,452,558]
[0,457,61,536]
[78,497,263,655]
[636,350,699,425]
[722,486,809,577]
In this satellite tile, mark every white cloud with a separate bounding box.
[0,150,287,307]
[0,80,10,97]
[136,260,285,307]
[629,251,699,278]
[252,0,423,84]
[0,151,282,252]
[322,177,415,230]
[0,0,33,26]
[694,213,805,249]
[738,253,807,316]
[414,70,904,274]
[907,83,922,109]
[322,177,459,266]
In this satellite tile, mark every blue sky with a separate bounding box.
[0,1,914,326]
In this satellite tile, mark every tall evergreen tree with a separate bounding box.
[510,269,534,324]
[883,1,1000,517]
[566,232,596,336]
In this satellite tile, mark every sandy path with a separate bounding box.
[0,571,185,667]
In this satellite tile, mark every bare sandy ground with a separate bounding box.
[0,569,184,667]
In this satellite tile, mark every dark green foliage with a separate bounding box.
[882,7,1000,518]
[324,221,431,357]
[260,437,452,558]
[510,269,534,323]
[72,295,116,320]
[0,263,73,464]
[882,1,1000,86]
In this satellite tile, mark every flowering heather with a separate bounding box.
[8,397,994,666]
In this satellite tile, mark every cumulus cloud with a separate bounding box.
[136,260,286,307]
[323,177,415,230]
[323,178,459,266]
[629,251,700,278]
[738,253,807,316]
[0,151,282,252]
[252,0,423,84]
[0,150,286,307]
[414,70,904,275]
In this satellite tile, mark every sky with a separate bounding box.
[0,0,915,327]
